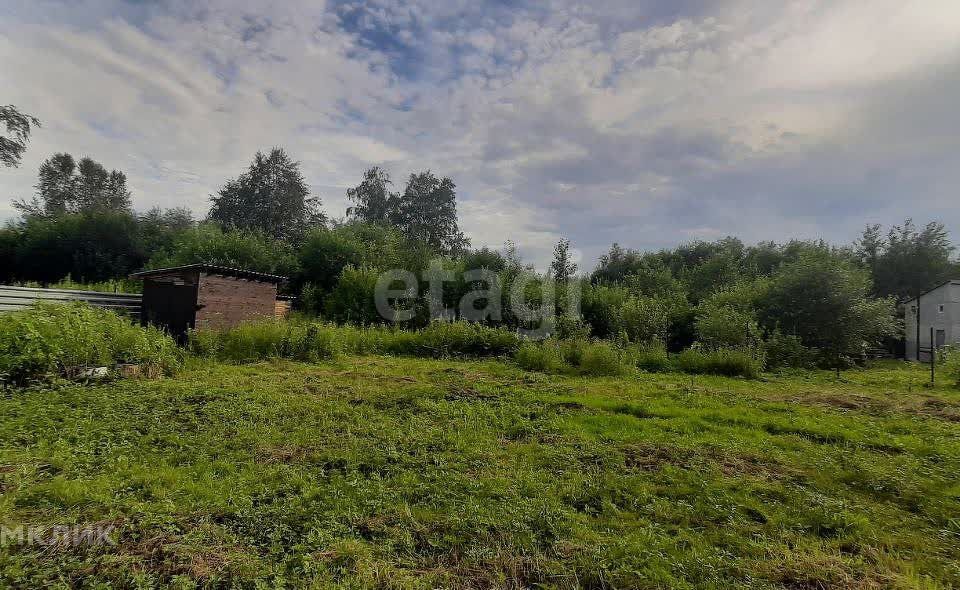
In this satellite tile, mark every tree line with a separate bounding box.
[2,140,957,371]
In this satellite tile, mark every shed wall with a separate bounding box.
[195,273,278,331]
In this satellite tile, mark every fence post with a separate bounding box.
[931,326,935,386]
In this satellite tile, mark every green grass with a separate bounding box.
[1,358,959,588]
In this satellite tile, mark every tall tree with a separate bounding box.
[346,167,397,225]
[550,238,578,283]
[138,207,196,256]
[14,153,131,216]
[0,105,40,168]
[857,219,955,300]
[391,171,468,254]
[208,148,324,242]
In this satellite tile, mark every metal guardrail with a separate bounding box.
[0,285,142,318]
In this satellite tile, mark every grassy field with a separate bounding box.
[1,358,958,589]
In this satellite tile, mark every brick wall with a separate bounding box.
[195,273,278,331]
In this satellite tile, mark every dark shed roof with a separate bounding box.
[130,264,288,284]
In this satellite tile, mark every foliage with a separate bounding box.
[630,341,671,372]
[14,152,131,216]
[941,345,960,386]
[345,166,397,225]
[148,223,297,276]
[621,295,671,344]
[0,302,179,387]
[14,275,141,294]
[695,300,762,349]
[323,266,382,324]
[764,330,817,370]
[761,250,898,371]
[208,148,324,242]
[391,171,469,255]
[515,341,566,373]
[0,104,40,168]
[579,283,630,339]
[550,238,578,283]
[577,340,631,376]
[189,319,522,363]
[137,206,195,258]
[858,219,957,300]
[672,347,763,379]
[10,211,145,284]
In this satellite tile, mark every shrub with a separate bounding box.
[0,302,180,387]
[324,266,382,324]
[631,342,671,373]
[695,301,762,349]
[515,341,567,373]
[941,345,960,386]
[672,348,762,379]
[515,338,632,377]
[285,324,340,362]
[764,330,816,370]
[578,341,630,376]
[412,321,521,358]
[621,296,670,343]
[558,338,589,367]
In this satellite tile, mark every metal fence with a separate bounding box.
[0,285,142,319]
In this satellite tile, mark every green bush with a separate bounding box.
[514,338,632,377]
[515,341,567,373]
[764,330,816,370]
[578,341,630,376]
[558,338,589,367]
[324,266,382,324]
[631,342,671,373]
[941,345,960,386]
[0,302,180,387]
[672,348,762,379]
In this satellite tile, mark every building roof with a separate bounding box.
[902,280,960,303]
[130,263,288,284]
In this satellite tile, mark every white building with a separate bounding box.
[903,280,960,361]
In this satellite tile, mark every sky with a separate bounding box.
[2,0,960,269]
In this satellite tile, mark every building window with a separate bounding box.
[939,304,945,313]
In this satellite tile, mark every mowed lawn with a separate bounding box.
[1,358,959,589]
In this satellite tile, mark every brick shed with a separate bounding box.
[130,264,287,341]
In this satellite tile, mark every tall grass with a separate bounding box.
[672,348,763,379]
[189,320,523,363]
[514,338,763,379]
[0,302,180,387]
[14,275,141,294]
[190,319,764,379]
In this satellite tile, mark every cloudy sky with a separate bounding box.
[2,0,959,268]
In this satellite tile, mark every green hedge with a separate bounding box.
[0,302,181,387]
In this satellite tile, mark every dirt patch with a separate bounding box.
[911,397,960,422]
[444,385,499,401]
[622,443,694,471]
[254,445,314,464]
[762,553,892,590]
[115,531,239,582]
[707,450,802,481]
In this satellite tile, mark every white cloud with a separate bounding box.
[2,0,960,269]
